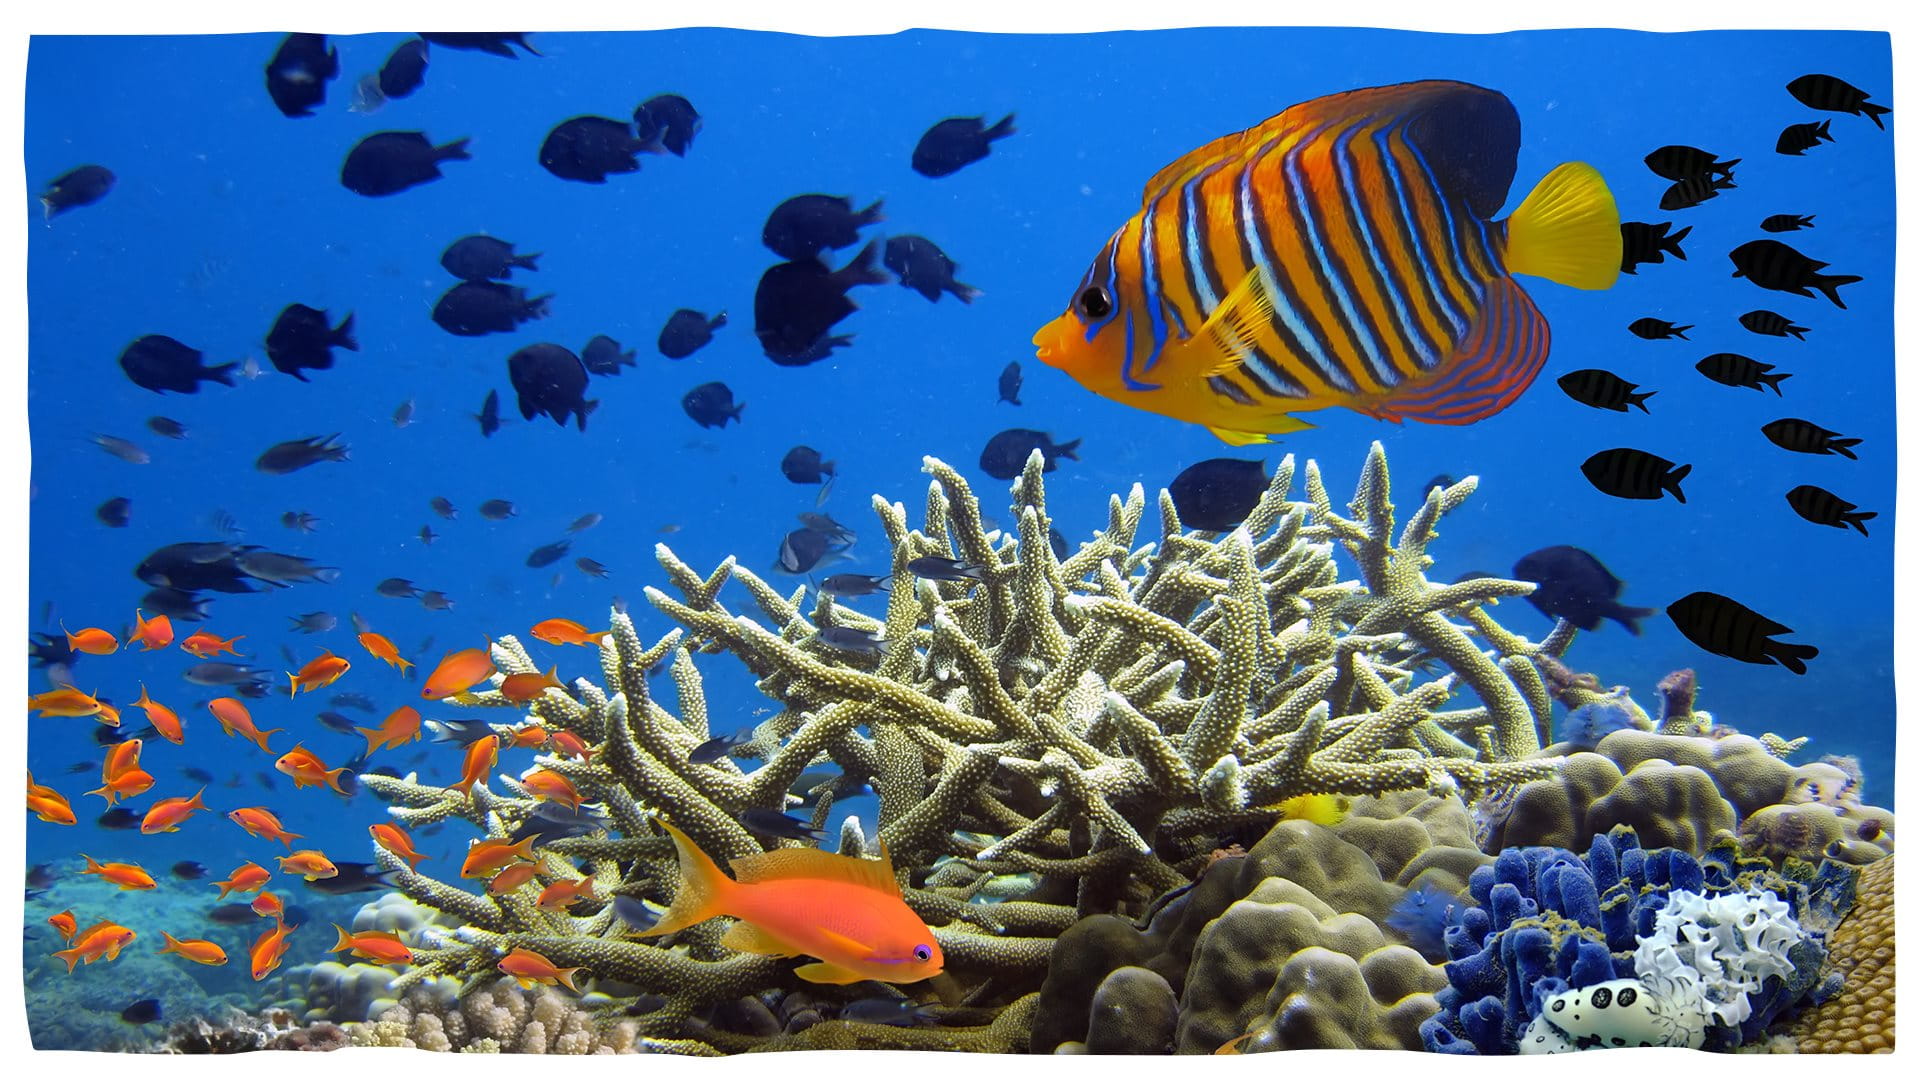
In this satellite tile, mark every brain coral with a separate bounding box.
[1791,854,1894,1053]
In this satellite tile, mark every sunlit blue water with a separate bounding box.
[24,27,1894,1040]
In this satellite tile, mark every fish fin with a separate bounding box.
[638,821,736,936]
[1170,268,1276,379]
[719,920,800,956]
[1502,161,1621,290]
[793,960,871,985]
[1769,641,1819,675]
[1861,102,1890,129]
[1664,463,1692,504]
[1829,437,1861,460]
[1848,511,1877,537]
[730,845,900,897]
[1388,276,1549,425]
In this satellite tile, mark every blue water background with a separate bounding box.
[24,27,1895,986]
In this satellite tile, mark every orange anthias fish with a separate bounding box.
[497,947,582,992]
[181,630,245,658]
[422,646,498,700]
[461,835,539,879]
[48,910,78,942]
[89,740,155,806]
[288,649,351,696]
[27,686,105,720]
[62,623,120,655]
[27,772,77,825]
[251,891,285,919]
[208,697,281,753]
[228,806,304,848]
[214,860,273,898]
[548,730,595,763]
[159,932,229,966]
[641,820,945,985]
[250,918,295,981]
[518,768,582,810]
[133,686,184,744]
[278,850,339,881]
[369,823,429,872]
[509,724,550,750]
[498,666,565,703]
[536,878,597,912]
[53,920,137,972]
[530,618,608,647]
[357,631,414,674]
[141,788,209,834]
[1031,81,1620,446]
[274,744,353,794]
[330,925,413,966]
[488,862,541,895]
[447,734,501,799]
[132,609,175,650]
[356,705,422,755]
[80,854,157,891]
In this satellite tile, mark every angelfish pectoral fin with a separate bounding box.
[1172,267,1280,379]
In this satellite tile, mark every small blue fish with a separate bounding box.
[739,808,825,843]
[839,997,938,1026]
[690,731,749,765]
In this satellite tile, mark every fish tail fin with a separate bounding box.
[709,310,728,330]
[330,924,356,953]
[1787,326,1808,341]
[1628,389,1656,414]
[949,279,982,304]
[332,313,359,352]
[1614,604,1658,636]
[1818,119,1835,139]
[324,768,352,795]
[52,945,82,973]
[1664,463,1693,504]
[513,252,541,272]
[1814,273,1862,309]
[857,199,885,227]
[1762,372,1793,395]
[434,137,472,162]
[838,240,890,289]
[187,786,207,809]
[639,821,736,937]
[1771,642,1819,675]
[1502,161,1621,290]
[1670,325,1692,339]
[1847,510,1877,537]
[1860,104,1888,129]
[1054,438,1082,462]
[526,294,555,319]
[985,113,1017,141]
[1829,437,1861,461]
[554,966,583,992]
[159,932,182,955]
[1663,225,1692,260]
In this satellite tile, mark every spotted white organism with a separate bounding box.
[1521,978,1705,1052]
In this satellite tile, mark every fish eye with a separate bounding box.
[913,944,932,962]
[1075,286,1112,320]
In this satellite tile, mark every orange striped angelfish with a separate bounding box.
[1032,80,1620,446]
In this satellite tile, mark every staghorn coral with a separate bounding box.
[352,442,1570,1052]
[1790,854,1894,1053]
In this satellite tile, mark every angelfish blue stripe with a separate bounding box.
[1376,121,1468,345]
[1182,164,1224,312]
[1239,146,1348,391]
[1297,122,1393,388]
[1134,192,1172,379]
[1403,143,1483,305]
[1335,121,1429,378]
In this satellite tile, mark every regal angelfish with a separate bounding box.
[1032,80,1621,445]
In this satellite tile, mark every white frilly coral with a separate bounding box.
[1633,888,1805,1030]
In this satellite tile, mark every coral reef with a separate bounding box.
[351,978,649,1053]
[1791,855,1894,1053]
[1421,828,1856,1054]
[349,443,1573,1052]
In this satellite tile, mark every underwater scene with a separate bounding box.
[19,24,1896,1056]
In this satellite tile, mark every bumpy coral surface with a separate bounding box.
[1791,855,1894,1053]
[352,444,1573,1052]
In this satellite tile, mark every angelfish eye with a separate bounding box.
[1075,286,1112,320]
[913,944,932,962]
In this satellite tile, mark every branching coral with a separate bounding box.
[353,442,1571,1053]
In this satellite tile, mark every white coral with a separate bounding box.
[1633,888,1805,1030]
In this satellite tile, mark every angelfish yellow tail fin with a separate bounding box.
[637,820,736,937]
[1503,161,1621,291]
